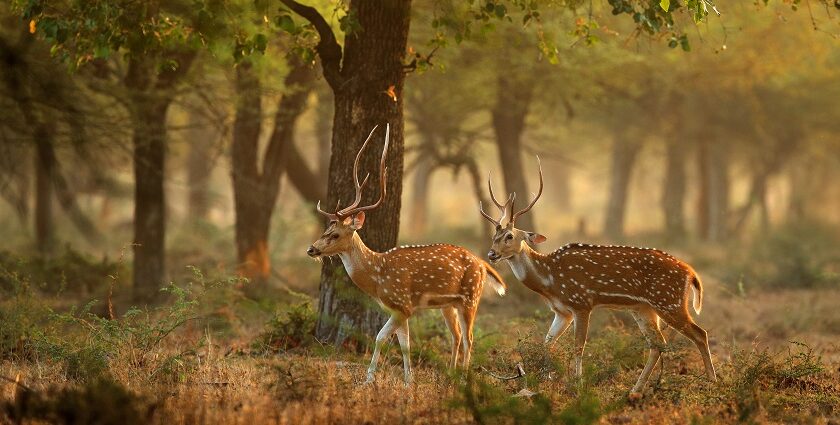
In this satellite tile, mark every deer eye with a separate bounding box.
[505,234,513,241]
[330,233,340,240]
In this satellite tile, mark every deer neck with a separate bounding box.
[337,232,382,296]
[507,243,550,287]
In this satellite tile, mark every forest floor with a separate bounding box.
[1,265,840,424]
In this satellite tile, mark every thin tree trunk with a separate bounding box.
[315,0,411,347]
[604,137,642,239]
[554,162,572,209]
[186,115,215,221]
[231,59,315,285]
[491,73,535,230]
[35,137,54,255]
[662,138,686,239]
[410,154,435,236]
[696,139,729,241]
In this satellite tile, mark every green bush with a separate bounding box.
[451,372,605,425]
[720,221,840,290]
[0,247,126,296]
[252,301,318,354]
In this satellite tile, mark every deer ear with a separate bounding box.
[528,232,547,244]
[350,211,366,230]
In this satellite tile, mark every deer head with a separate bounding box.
[307,124,390,258]
[480,156,546,263]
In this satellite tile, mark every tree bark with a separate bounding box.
[491,73,535,231]
[312,0,412,347]
[130,96,169,303]
[604,137,643,239]
[34,137,55,255]
[231,59,315,285]
[125,52,195,304]
[662,138,687,239]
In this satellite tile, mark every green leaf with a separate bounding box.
[660,0,670,12]
[275,14,295,34]
[494,4,507,18]
[253,33,268,54]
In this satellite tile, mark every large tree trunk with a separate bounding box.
[491,73,535,231]
[231,60,315,285]
[604,137,642,239]
[315,0,411,347]
[126,53,194,304]
[662,138,687,239]
[130,100,169,303]
[34,137,55,255]
[231,62,270,284]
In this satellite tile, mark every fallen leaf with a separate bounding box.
[29,20,36,34]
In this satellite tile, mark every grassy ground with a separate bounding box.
[1,258,839,425]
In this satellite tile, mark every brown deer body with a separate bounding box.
[480,158,715,397]
[307,125,505,384]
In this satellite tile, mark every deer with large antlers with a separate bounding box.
[306,124,506,385]
[479,157,716,397]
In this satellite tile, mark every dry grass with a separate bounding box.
[1,257,840,424]
[2,283,840,424]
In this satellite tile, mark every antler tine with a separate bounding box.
[479,201,501,227]
[337,125,379,216]
[338,123,390,217]
[487,172,507,210]
[316,200,339,221]
[484,172,516,226]
[511,156,544,225]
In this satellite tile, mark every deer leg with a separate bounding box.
[441,307,462,369]
[630,310,666,395]
[545,308,573,345]
[664,313,717,382]
[366,315,399,383]
[394,319,412,385]
[456,307,476,369]
[572,310,591,378]
[686,322,716,381]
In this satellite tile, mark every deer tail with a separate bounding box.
[690,273,703,315]
[482,261,507,296]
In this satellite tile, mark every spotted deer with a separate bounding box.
[306,124,506,385]
[479,157,716,396]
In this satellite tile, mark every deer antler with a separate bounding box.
[479,172,514,227]
[316,124,390,221]
[510,156,543,226]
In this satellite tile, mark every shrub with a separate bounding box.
[0,248,126,296]
[720,221,840,290]
[1,378,157,425]
[451,372,605,425]
[252,301,318,354]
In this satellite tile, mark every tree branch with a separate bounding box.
[285,141,326,204]
[279,0,343,89]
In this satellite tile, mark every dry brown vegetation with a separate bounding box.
[2,251,839,425]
